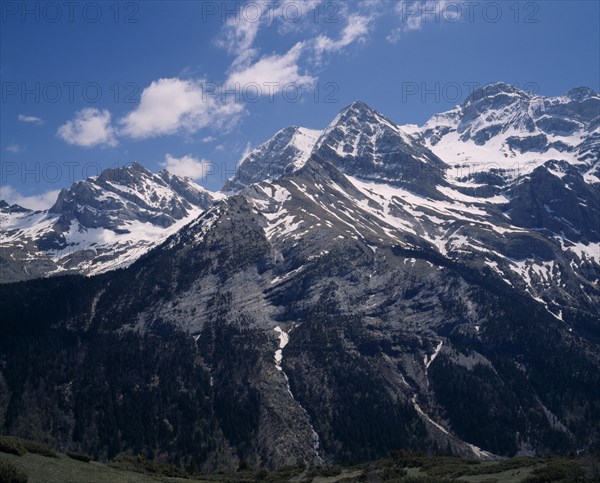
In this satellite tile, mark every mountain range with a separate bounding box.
[1,83,599,470]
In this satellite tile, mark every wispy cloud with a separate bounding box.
[18,114,44,125]
[215,0,322,69]
[388,0,462,43]
[214,2,265,68]
[57,108,117,147]
[313,13,372,61]
[0,185,60,211]
[120,78,243,139]
[6,143,24,153]
[160,153,212,180]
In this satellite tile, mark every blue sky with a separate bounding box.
[1,0,599,207]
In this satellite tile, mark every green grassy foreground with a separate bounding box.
[1,436,599,482]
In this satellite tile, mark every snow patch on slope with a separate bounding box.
[290,128,321,170]
[273,326,290,370]
[424,341,444,370]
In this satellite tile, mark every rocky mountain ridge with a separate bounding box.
[1,83,599,469]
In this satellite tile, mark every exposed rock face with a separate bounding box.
[0,201,29,214]
[1,85,599,469]
[506,161,600,241]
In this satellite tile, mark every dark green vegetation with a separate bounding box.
[0,327,217,465]
[0,437,26,457]
[109,454,189,477]
[2,439,600,483]
[284,289,428,463]
[0,460,28,483]
[66,451,92,463]
[0,436,56,458]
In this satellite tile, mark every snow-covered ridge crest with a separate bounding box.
[222,126,321,192]
[314,99,417,153]
[0,162,220,282]
[415,83,600,184]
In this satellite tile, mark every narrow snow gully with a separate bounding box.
[273,326,289,371]
[424,340,443,371]
[411,394,494,459]
[416,339,495,460]
[273,326,322,462]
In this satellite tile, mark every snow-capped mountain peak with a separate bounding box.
[222,126,321,192]
[316,99,413,147]
[224,101,447,197]
[417,85,600,185]
[0,163,218,282]
[311,101,446,196]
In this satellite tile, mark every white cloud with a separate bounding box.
[388,0,462,43]
[201,136,217,143]
[214,0,322,65]
[215,0,274,54]
[226,42,315,94]
[0,185,60,211]
[215,1,326,75]
[57,108,117,147]
[237,142,253,167]
[271,0,322,35]
[313,14,372,58]
[18,114,44,125]
[6,143,23,153]
[120,78,243,139]
[160,153,212,180]
[215,5,264,58]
